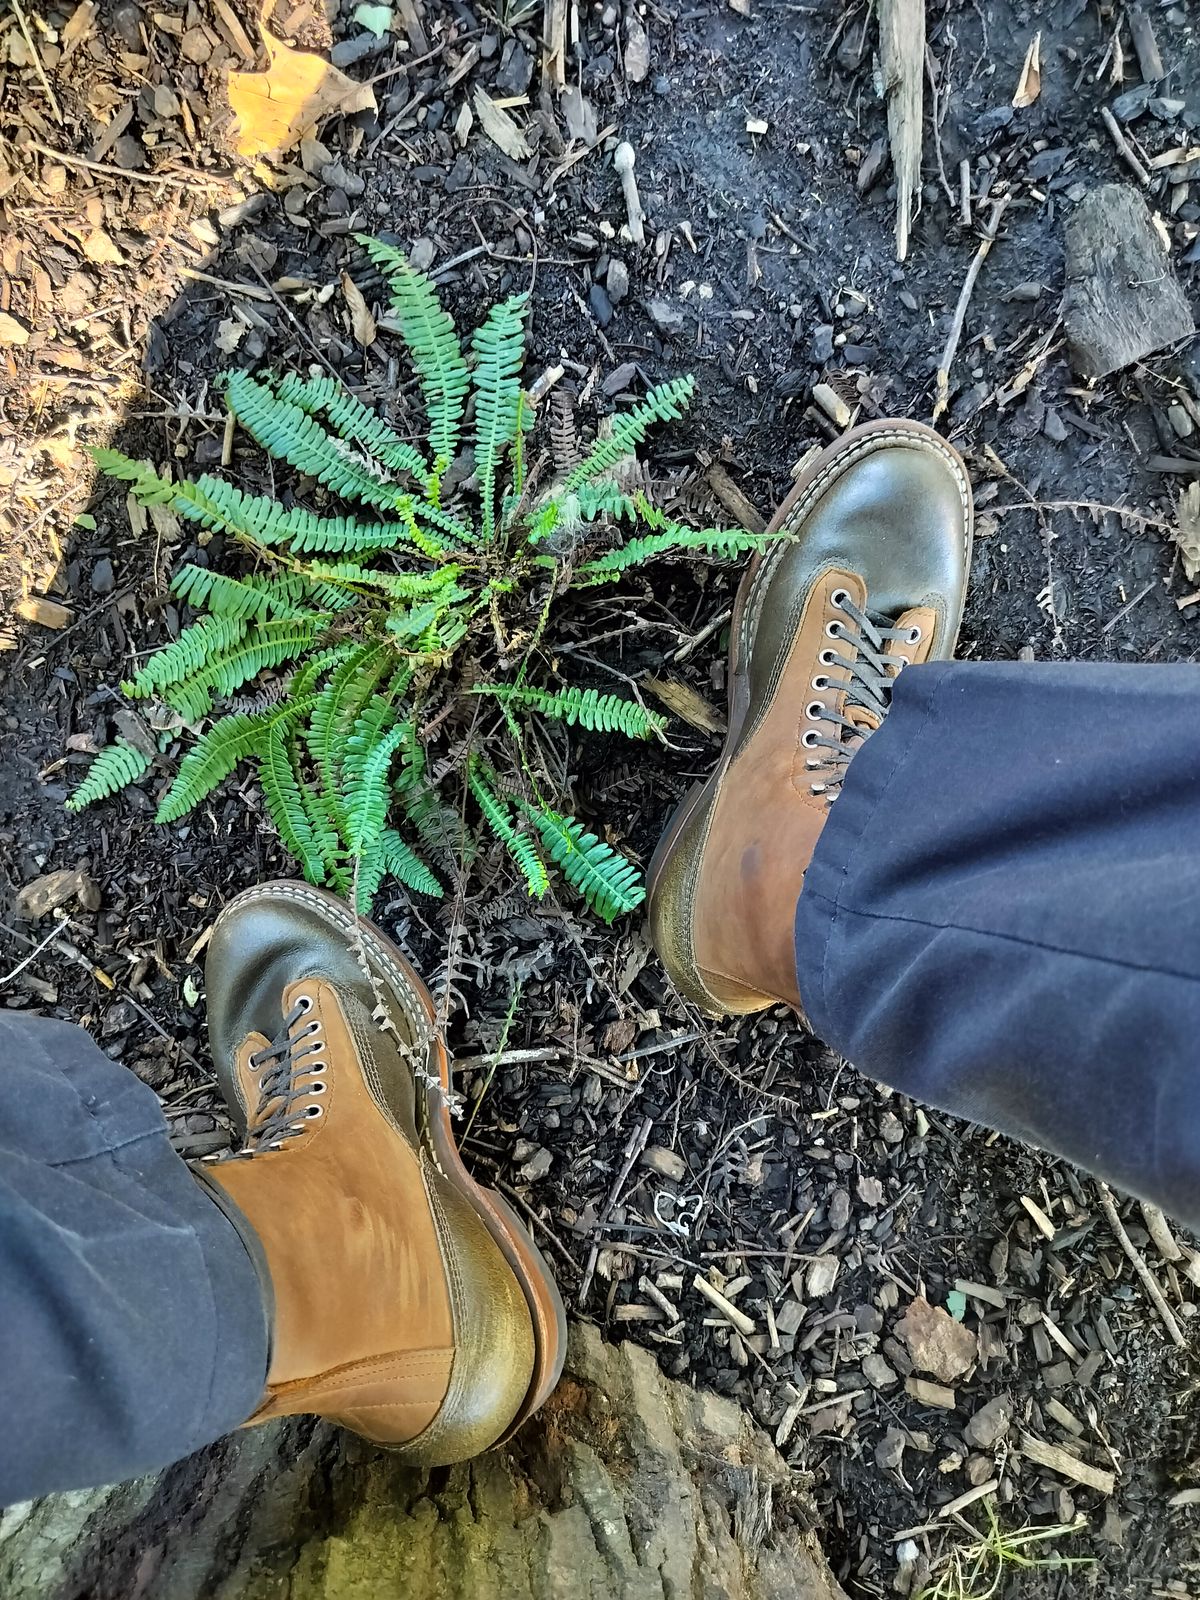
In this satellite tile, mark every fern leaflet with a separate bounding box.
[66,739,152,811]
[521,802,645,923]
[473,684,666,739]
[155,698,314,824]
[164,620,328,723]
[260,723,327,883]
[123,615,249,700]
[564,376,696,491]
[470,292,529,542]
[273,370,428,481]
[575,496,769,584]
[468,760,548,898]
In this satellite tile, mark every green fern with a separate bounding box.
[474,684,666,739]
[170,565,322,623]
[66,739,152,811]
[564,377,696,492]
[273,371,428,481]
[470,293,529,542]
[576,495,768,584]
[123,615,249,700]
[164,620,328,723]
[521,802,645,923]
[468,760,549,899]
[357,236,470,478]
[260,723,327,883]
[156,698,314,824]
[380,828,443,898]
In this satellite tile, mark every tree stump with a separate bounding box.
[0,1326,846,1600]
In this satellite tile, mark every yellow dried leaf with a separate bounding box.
[82,228,125,265]
[227,27,376,160]
[1012,31,1041,109]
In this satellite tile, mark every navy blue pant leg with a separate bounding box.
[0,1014,268,1505]
[795,661,1200,1231]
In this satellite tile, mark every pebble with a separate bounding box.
[811,323,835,362]
[1169,403,1194,438]
[113,0,143,48]
[606,258,630,303]
[862,1353,899,1389]
[91,557,115,595]
[828,1188,851,1229]
[518,1146,554,1182]
[856,1174,884,1208]
[641,1144,686,1181]
[964,1393,1012,1450]
[588,282,613,329]
[1043,408,1068,443]
[875,1427,907,1470]
[646,298,685,335]
[807,1255,840,1298]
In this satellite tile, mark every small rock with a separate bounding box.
[624,12,650,82]
[1110,84,1153,121]
[862,1353,899,1389]
[854,1303,884,1335]
[111,135,146,171]
[811,323,835,362]
[91,557,115,595]
[966,1452,995,1486]
[112,0,143,48]
[875,1426,907,1470]
[1169,403,1194,438]
[828,1188,851,1229]
[320,159,366,196]
[606,258,630,303]
[879,1111,905,1145]
[518,1146,554,1183]
[641,1144,686,1181]
[588,282,613,329]
[895,1294,978,1382]
[330,33,378,66]
[409,238,436,272]
[964,1394,1012,1450]
[897,291,918,313]
[495,37,533,96]
[1043,408,1068,443]
[101,999,138,1038]
[856,1174,884,1208]
[1149,97,1186,122]
[646,298,685,336]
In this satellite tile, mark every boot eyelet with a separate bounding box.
[907,625,922,644]
[805,700,824,721]
[801,729,820,748]
[310,1080,327,1094]
[305,1104,324,1119]
[825,621,843,639]
[830,588,850,607]
[811,675,828,692]
[295,994,314,1014]
[819,648,836,666]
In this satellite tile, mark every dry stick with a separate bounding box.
[21,138,231,191]
[1099,105,1152,187]
[10,1,62,123]
[1097,1182,1186,1348]
[932,194,1011,424]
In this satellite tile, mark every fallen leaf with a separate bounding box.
[59,0,97,61]
[1174,482,1200,582]
[341,271,376,346]
[82,228,125,265]
[227,28,376,160]
[215,315,248,353]
[472,87,531,161]
[0,311,29,345]
[1012,31,1041,109]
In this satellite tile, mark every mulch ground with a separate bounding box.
[3,0,1200,1594]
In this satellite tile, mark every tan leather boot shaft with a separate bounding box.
[198,884,566,1464]
[648,421,972,1016]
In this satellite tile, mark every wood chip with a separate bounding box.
[15,596,72,629]
[644,675,726,736]
[1011,31,1042,108]
[0,312,30,345]
[472,88,531,161]
[692,1272,757,1337]
[1018,1432,1116,1495]
[1020,1193,1056,1239]
[906,1377,957,1409]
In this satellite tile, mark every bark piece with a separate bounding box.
[895,1294,978,1382]
[1064,184,1195,380]
[875,0,925,261]
[0,1327,846,1600]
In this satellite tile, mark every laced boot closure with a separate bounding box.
[211,994,328,1160]
[803,589,924,803]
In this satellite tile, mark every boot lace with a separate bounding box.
[803,589,920,804]
[216,995,327,1159]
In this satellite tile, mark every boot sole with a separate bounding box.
[647,419,974,1012]
[214,883,567,1446]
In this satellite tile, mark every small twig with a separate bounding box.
[246,263,344,381]
[10,2,62,123]
[992,497,1174,533]
[671,605,733,664]
[578,1113,654,1305]
[1140,1202,1183,1263]
[1100,105,1152,187]
[0,920,65,987]
[959,158,972,226]
[20,138,232,190]
[1097,1182,1186,1348]
[933,194,1011,423]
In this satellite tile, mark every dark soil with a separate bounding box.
[3,0,1200,1595]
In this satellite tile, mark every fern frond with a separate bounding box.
[290,642,357,699]
[65,739,152,811]
[225,372,402,511]
[164,620,329,723]
[260,723,327,883]
[273,371,428,481]
[473,683,666,739]
[346,723,408,853]
[380,828,443,898]
[563,376,696,491]
[396,771,461,867]
[122,615,249,700]
[305,644,391,829]
[170,565,319,623]
[575,496,769,585]
[357,237,470,476]
[575,481,640,523]
[471,293,529,543]
[155,698,313,824]
[92,450,418,556]
[520,803,645,923]
[468,759,548,899]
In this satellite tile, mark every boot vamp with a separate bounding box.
[758,433,972,660]
[206,884,427,1131]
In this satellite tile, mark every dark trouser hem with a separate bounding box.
[0,1014,269,1505]
[795,660,1200,1232]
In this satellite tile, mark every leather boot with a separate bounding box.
[648,420,973,1016]
[193,882,566,1463]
